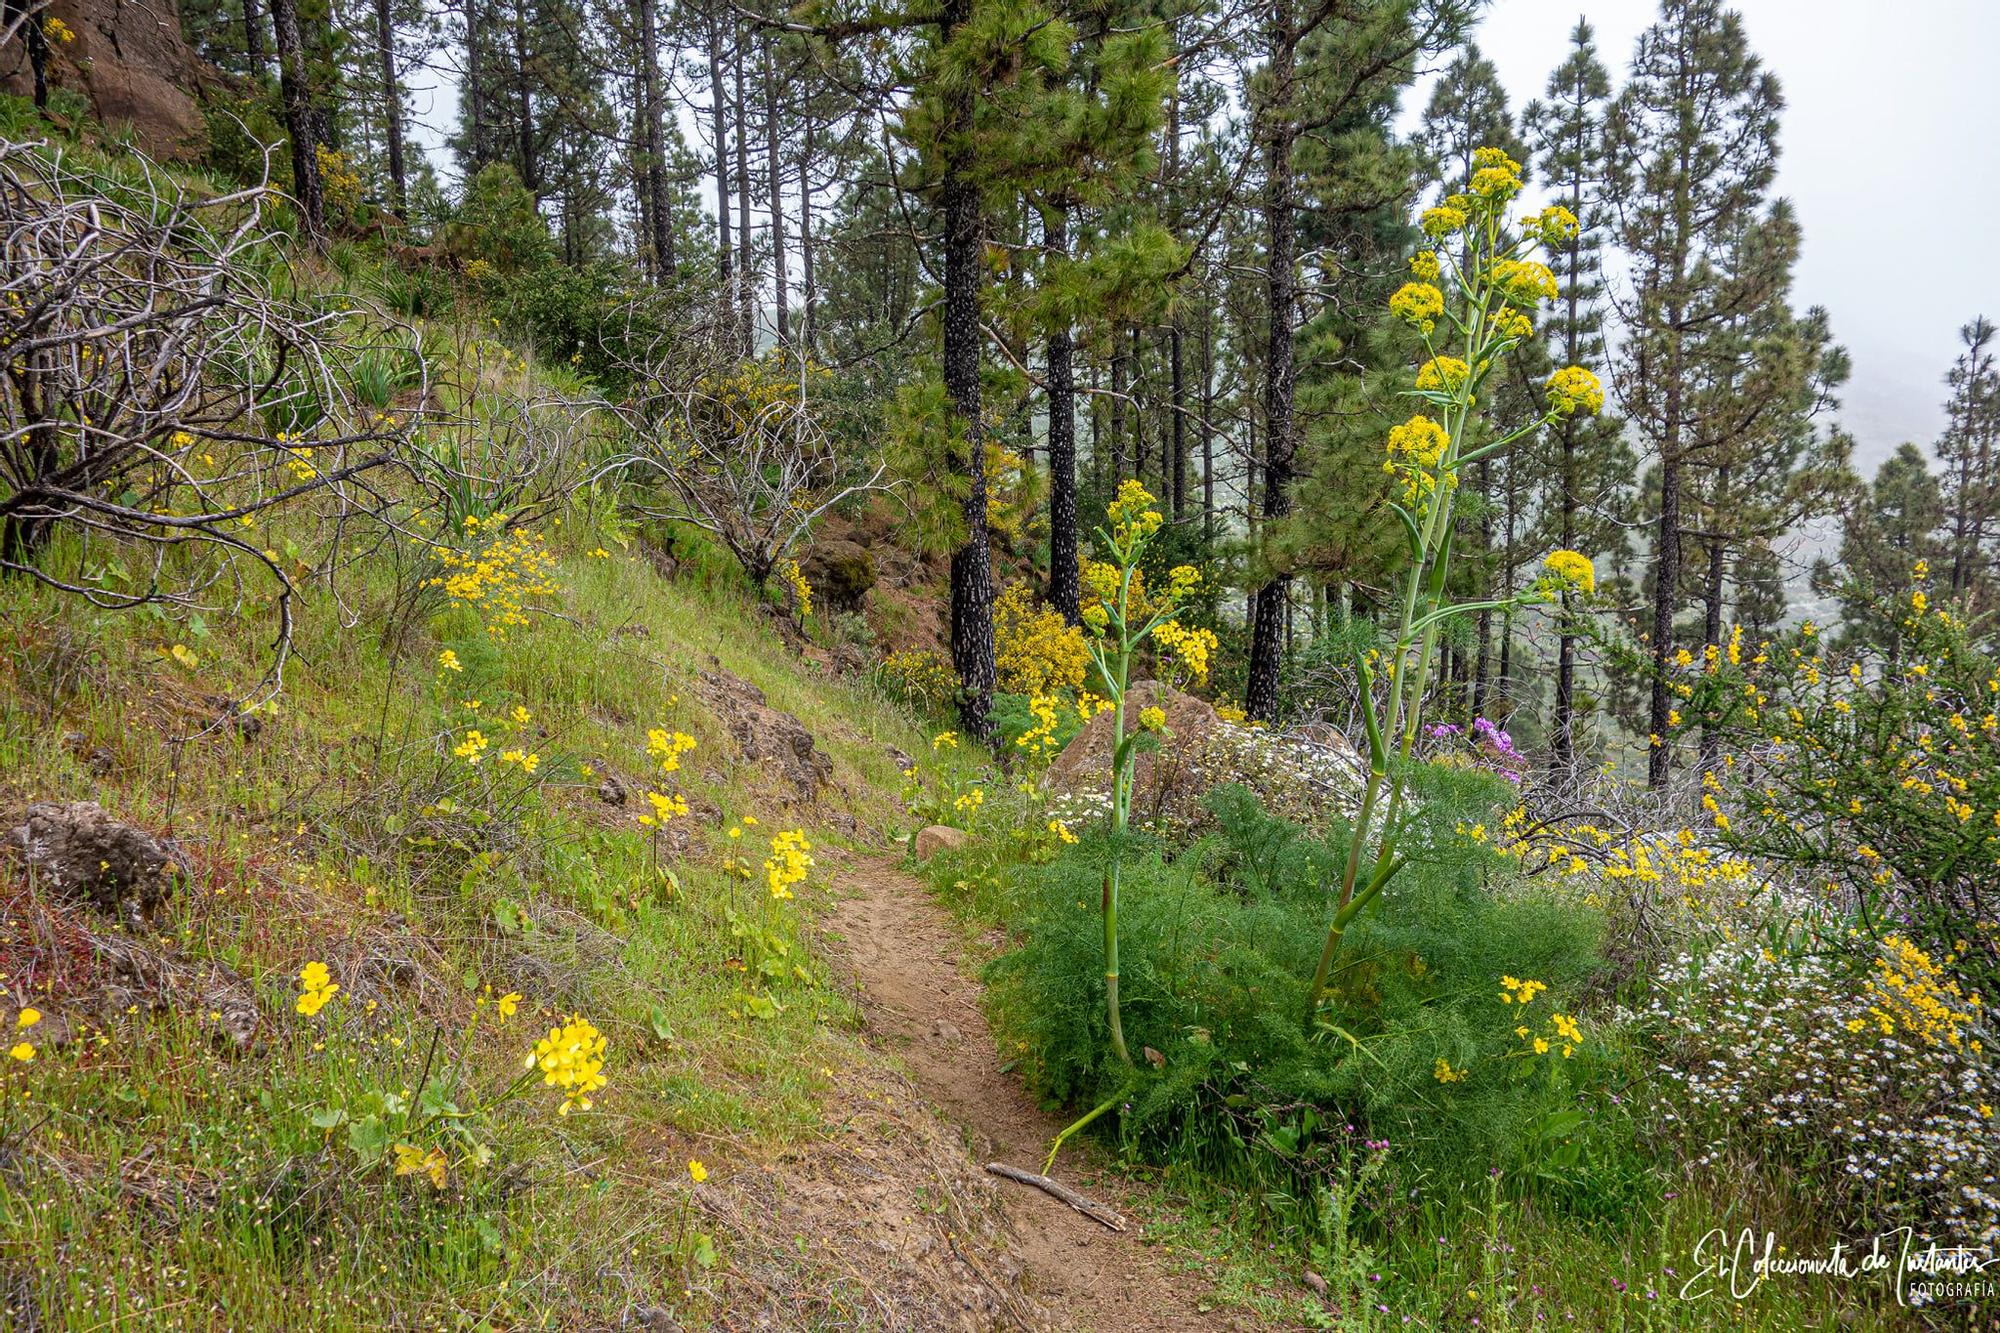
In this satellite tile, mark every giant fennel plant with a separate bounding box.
[1304,146,1604,1021]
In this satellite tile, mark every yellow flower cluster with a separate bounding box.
[1539,549,1596,596]
[1017,693,1065,757]
[296,961,340,1016]
[646,728,697,774]
[1467,146,1524,202]
[1545,365,1605,417]
[525,1014,608,1116]
[764,828,813,901]
[1409,250,1442,283]
[1153,619,1217,685]
[1420,203,1468,241]
[1513,1009,1583,1058]
[1498,975,1547,1005]
[1138,706,1167,733]
[995,583,1088,695]
[640,790,688,826]
[1415,356,1471,395]
[781,558,813,619]
[1106,480,1164,546]
[1523,205,1580,247]
[1434,1056,1469,1083]
[1490,258,1558,306]
[453,729,489,763]
[1864,934,1980,1050]
[1383,413,1451,508]
[1389,281,1445,335]
[427,520,560,638]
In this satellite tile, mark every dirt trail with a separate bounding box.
[823,853,1246,1332]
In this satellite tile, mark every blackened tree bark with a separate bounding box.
[941,0,994,739]
[1244,0,1297,724]
[270,0,323,247]
[244,0,268,79]
[511,2,537,196]
[1043,204,1080,625]
[764,37,788,340]
[733,26,752,337]
[707,13,732,300]
[798,119,815,346]
[638,0,674,276]
[374,0,407,214]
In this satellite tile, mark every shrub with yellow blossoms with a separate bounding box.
[994,582,1089,695]
[1669,571,2000,994]
[1308,145,1607,1024]
[425,515,561,638]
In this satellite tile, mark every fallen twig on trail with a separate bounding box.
[984,1162,1126,1232]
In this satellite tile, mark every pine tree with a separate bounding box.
[1819,442,1943,657]
[1522,19,1629,771]
[1936,315,2000,611]
[1421,42,1524,718]
[1605,0,1784,788]
[1240,0,1473,722]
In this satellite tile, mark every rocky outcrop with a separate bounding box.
[912,825,967,860]
[3,0,204,157]
[695,669,833,802]
[5,800,178,927]
[1045,682,1220,819]
[1047,686,1365,829]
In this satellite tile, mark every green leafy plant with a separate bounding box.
[1306,146,1606,1022]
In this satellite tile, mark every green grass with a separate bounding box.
[902,775,1938,1332]
[0,504,942,1329]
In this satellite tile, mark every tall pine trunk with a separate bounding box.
[763,39,788,340]
[941,0,994,739]
[244,0,268,80]
[707,14,733,310]
[639,0,674,276]
[270,0,323,247]
[799,120,815,347]
[733,27,752,338]
[511,3,536,196]
[1043,205,1079,625]
[1245,0,1297,724]
[374,0,406,215]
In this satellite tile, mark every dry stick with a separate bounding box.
[983,1162,1126,1232]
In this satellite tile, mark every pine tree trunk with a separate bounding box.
[1245,0,1297,724]
[1044,205,1080,626]
[1164,63,1187,518]
[244,0,268,80]
[799,120,815,347]
[374,0,406,215]
[763,38,788,341]
[639,0,674,276]
[1200,283,1215,546]
[1109,338,1127,483]
[1648,415,1682,790]
[512,4,536,196]
[1699,474,1728,775]
[465,0,487,166]
[270,0,323,247]
[942,21,995,740]
[733,26,752,338]
[707,13,732,300]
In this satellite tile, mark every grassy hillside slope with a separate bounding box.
[0,513,997,1328]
